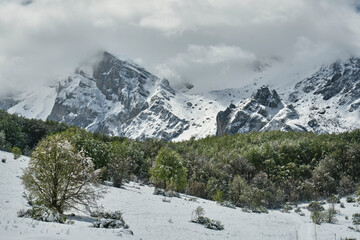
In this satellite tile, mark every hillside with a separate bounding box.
[1,150,359,240]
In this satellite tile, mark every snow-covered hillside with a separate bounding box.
[1,151,360,240]
[1,53,360,140]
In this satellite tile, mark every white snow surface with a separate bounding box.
[7,85,57,121]
[1,151,360,240]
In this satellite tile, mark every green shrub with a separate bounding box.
[213,190,223,203]
[281,203,293,213]
[307,201,325,212]
[324,208,338,223]
[11,147,21,159]
[219,201,236,209]
[328,195,340,204]
[191,206,224,231]
[91,210,130,231]
[311,210,325,224]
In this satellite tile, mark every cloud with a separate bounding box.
[0,0,360,95]
[171,45,257,65]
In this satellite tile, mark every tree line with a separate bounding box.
[2,110,360,210]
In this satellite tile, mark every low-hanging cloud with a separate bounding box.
[1,0,360,95]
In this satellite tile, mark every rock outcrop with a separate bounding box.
[216,86,302,136]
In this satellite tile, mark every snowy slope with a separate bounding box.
[1,151,360,240]
[284,58,360,133]
[7,86,57,121]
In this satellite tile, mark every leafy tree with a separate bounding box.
[107,141,131,188]
[229,175,252,207]
[150,146,187,191]
[21,134,103,214]
[0,130,5,149]
[11,147,22,159]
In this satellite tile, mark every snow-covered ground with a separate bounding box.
[1,150,359,240]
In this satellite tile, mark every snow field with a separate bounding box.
[0,151,359,240]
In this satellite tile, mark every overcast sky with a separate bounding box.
[1,0,360,95]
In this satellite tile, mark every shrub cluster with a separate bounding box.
[91,210,130,230]
[191,206,224,231]
[17,205,66,223]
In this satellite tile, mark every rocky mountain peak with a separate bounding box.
[2,55,360,141]
[251,86,281,108]
[216,86,300,136]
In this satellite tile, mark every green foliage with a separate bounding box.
[11,146,21,159]
[187,181,206,198]
[338,176,356,196]
[311,210,325,224]
[3,106,360,209]
[21,134,103,213]
[328,195,340,204]
[150,146,187,191]
[229,175,251,207]
[0,130,5,149]
[213,190,223,202]
[107,141,131,187]
[0,110,69,154]
[59,128,112,170]
[307,201,325,212]
[311,206,338,225]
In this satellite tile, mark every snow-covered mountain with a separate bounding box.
[216,86,304,136]
[1,52,360,140]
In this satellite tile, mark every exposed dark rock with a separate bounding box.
[308,119,319,128]
[288,92,299,102]
[216,87,298,135]
[216,105,235,136]
[318,109,326,114]
[0,97,19,111]
[251,86,281,108]
[349,102,360,112]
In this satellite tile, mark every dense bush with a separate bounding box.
[18,205,66,223]
[11,147,21,159]
[91,210,130,230]
[0,110,69,154]
[191,206,224,231]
